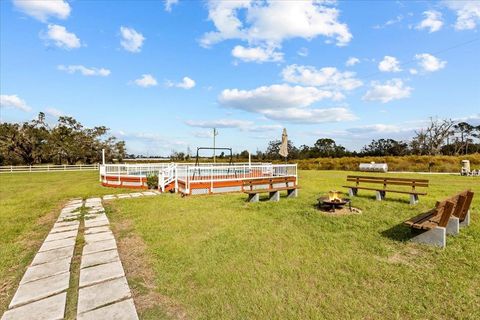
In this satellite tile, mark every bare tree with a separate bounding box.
[411,118,454,155]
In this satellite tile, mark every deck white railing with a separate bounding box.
[99,163,170,177]
[100,163,297,193]
[0,164,99,173]
[176,163,297,194]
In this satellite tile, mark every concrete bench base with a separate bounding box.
[446,217,460,236]
[376,191,386,201]
[349,188,420,205]
[269,191,280,202]
[411,226,446,248]
[460,210,470,228]
[348,188,358,197]
[246,188,298,203]
[247,193,260,203]
[410,194,419,205]
[287,189,298,198]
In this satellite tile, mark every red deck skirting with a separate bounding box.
[101,174,297,194]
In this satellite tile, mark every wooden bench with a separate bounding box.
[343,175,429,205]
[445,190,474,227]
[243,177,299,202]
[403,190,474,247]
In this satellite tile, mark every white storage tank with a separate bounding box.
[359,162,388,173]
[461,160,470,175]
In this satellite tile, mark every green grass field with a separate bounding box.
[1,170,479,319]
[0,171,131,313]
[106,171,480,319]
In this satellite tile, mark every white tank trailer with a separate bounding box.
[359,162,388,173]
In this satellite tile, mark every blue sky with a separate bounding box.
[1,0,479,156]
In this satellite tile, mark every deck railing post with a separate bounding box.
[210,166,213,193]
[174,164,178,193]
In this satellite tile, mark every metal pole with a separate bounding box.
[213,128,218,163]
[102,149,105,165]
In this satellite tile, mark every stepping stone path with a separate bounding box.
[2,199,82,320]
[2,191,159,320]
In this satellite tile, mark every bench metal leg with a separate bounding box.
[411,227,446,248]
[376,191,385,201]
[446,217,460,236]
[410,194,419,205]
[287,189,298,198]
[348,188,357,197]
[460,210,470,228]
[247,193,259,203]
[269,191,280,202]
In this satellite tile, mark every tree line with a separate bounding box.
[2,115,478,165]
[256,118,480,161]
[0,113,126,165]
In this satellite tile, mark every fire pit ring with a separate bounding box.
[318,190,352,213]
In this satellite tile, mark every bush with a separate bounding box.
[293,153,480,172]
[146,174,158,189]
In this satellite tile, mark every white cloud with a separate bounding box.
[363,79,412,103]
[200,0,352,60]
[415,53,447,72]
[347,124,402,134]
[409,68,418,75]
[57,65,111,77]
[219,84,343,113]
[134,74,158,87]
[378,56,401,72]
[120,26,145,53]
[297,47,309,57]
[186,119,282,132]
[261,107,356,124]
[165,0,179,12]
[282,64,362,91]
[373,14,404,29]
[217,84,354,123]
[231,45,283,63]
[166,77,196,89]
[13,0,70,22]
[45,107,64,117]
[0,94,32,112]
[247,124,283,132]
[444,1,480,30]
[416,10,443,33]
[193,130,214,138]
[43,24,81,49]
[345,57,360,66]
[185,119,251,129]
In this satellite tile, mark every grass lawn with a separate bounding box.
[0,171,131,313]
[105,170,480,320]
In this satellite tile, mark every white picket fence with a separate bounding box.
[0,164,100,173]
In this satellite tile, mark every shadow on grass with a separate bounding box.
[381,223,414,242]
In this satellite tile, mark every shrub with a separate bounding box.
[146,174,158,189]
[293,153,480,172]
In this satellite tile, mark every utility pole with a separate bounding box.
[213,128,218,163]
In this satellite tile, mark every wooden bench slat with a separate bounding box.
[404,209,436,226]
[342,185,427,195]
[346,175,429,183]
[346,179,428,187]
[459,191,474,221]
[244,186,299,194]
[404,199,455,230]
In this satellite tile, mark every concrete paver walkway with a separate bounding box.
[2,199,82,319]
[2,192,158,320]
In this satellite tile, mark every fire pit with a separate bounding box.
[318,190,351,213]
